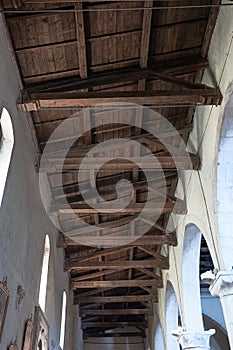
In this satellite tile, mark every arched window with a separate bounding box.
[0,107,14,207]
[38,235,50,312]
[59,291,67,349]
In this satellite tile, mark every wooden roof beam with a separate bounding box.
[75,2,88,79]
[69,246,132,262]
[71,269,120,282]
[66,260,170,271]
[137,246,169,268]
[58,200,187,215]
[71,276,162,290]
[81,321,148,329]
[18,88,222,111]
[23,56,209,93]
[83,331,146,338]
[76,295,157,304]
[42,153,201,172]
[83,331,146,339]
[80,309,153,316]
[58,232,177,248]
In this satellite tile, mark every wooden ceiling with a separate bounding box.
[2,0,222,339]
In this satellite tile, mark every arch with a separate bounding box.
[182,224,203,332]
[217,92,233,269]
[0,107,14,207]
[38,235,50,312]
[165,281,179,350]
[203,314,230,350]
[59,291,67,349]
[154,321,165,350]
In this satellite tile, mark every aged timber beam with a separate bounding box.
[41,153,201,172]
[75,2,88,79]
[71,270,119,282]
[66,260,169,271]
[22,56,209,93]
[71,276,162,290]
[58,233,177,248]
[80,309,153,316]
[76,295,157,304]
[69,246,132,262]
[58,200,186,215]
[81,321,148,329]
[18,88,222,111]
[83,332,146,338]
[137,246,169,265]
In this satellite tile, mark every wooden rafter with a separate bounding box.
[58,233,177,247]
[42,153,200,172]
[83,332,146,339]
[76,295,157,304]
[75,1,88,79]
[80,309,153,316]
[23,56,209,93]
[18,87,222,111]
[71,278,162,288]
[81,321,148,329]
[72,269,120,282]
[66,260,170,271]
[58,199,186,215]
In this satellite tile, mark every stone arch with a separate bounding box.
[154,321,165,350]
[182,223,203,332]
[165,280,179,350]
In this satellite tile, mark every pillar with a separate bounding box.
[209,271,233,349]
[172,329,215,350]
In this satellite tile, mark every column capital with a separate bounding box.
[209,271,233,297]
[172,328,215,349]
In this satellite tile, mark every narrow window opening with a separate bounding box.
[38,235,50,312]
[0,107,14,207]
[59,291,67,349]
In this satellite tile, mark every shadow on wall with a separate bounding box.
[203,314,230,350]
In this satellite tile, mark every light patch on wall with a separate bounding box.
[0,107,14,207]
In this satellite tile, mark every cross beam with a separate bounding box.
[18,88,222,111]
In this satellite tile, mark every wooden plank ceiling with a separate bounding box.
[2,0,221,339]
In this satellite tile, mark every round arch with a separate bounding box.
[165,280,179,350]
[154,321,165,350]
[182,223,203,332]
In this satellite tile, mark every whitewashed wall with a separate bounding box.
[0,15,75,350]
[149,4,233,349]
[84,335,145,350]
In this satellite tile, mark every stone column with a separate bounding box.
[210,271,233,350]
[172,329,215,350]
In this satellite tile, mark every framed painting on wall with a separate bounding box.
[0,281,10,341]
[22,319,34,350]
[32,306,49,350]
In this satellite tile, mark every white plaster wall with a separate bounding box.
[84,335,145,350]
[149,4,233,349]
[0,15,75,350]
